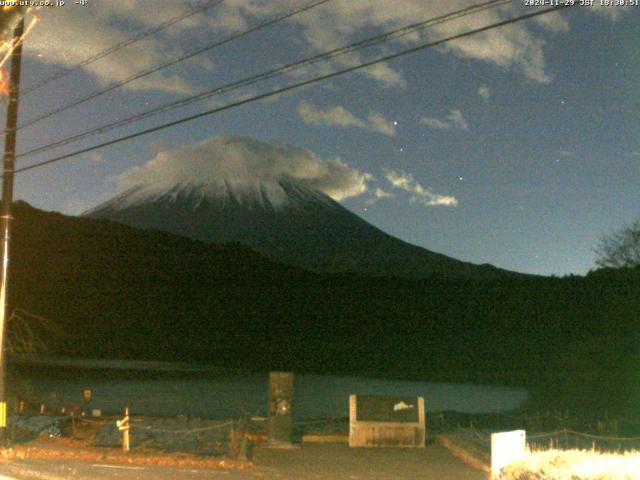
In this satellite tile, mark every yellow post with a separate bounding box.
[123,407,130,453]
[116,406,130,453]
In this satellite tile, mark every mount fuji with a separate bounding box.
[84,136,514,279]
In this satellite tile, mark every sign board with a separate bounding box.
[268,372,294,447]
[491,430,526,478]
[349,395,425,448]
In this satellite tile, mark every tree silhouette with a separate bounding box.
[7,308,63,354]
[595,220,640,269]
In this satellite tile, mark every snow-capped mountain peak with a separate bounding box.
[84,135,514,279]
[86,175,339,218]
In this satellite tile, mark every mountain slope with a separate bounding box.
[85,177,515,280]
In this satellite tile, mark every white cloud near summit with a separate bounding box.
[297,102,396,136]
[116,136,458,209]
[117,135,373,201]
[365,187,395,206]
[385,170,458,207]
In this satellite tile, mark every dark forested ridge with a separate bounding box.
[7,201,640,418]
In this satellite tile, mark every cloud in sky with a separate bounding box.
[27,1,628,96]
[297,101,365,128]
[63,198,92,216]
[447,109,469,130]
[367,112,397,137]
[478,85,490,102]
[250,1,622,86]
[419,117,450,130]
[385,169,458,207]
[258,0,569,85]
[366,187,395,205]
[87,152,105,163]
[27,2,218,95]
[532,11,570,33]
[118,135,373,202]
[589,3,630,20]
[419,109,469,131]
[119,135,459,210]
[374,187,394,199]
[297,101,396,136]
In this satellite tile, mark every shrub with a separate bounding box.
[500,449,640,480]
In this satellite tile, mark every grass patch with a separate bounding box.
[500,449,640,479]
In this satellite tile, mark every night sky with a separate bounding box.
[4,0,638,276]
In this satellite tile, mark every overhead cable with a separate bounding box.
[11,4,575,176]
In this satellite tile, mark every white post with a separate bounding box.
[491,430,526,479]
[117,407,130,453]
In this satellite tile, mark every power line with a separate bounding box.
[11,4,575,177]
[18,0,224,97]
[17,0,511,159]
[18,0,508,158]
[15,0,334,131]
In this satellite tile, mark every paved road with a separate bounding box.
[0,443,488,479]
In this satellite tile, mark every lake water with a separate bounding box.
[13,357,528,420]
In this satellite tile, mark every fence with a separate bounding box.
[431,411,640,455]
[527,429,640,452]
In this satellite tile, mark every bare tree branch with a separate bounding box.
[6,307,64,354]
[595,220,640,269]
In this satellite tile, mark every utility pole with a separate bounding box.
[0,16,25,446]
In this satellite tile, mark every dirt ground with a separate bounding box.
[0,441,487,479]
[0,414,490,479]
[250,442,488,479]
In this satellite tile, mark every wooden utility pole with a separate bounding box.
[0,16,25,446]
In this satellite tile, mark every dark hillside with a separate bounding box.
[6,201,640,420]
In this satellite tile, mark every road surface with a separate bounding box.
[0,443,487,479]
